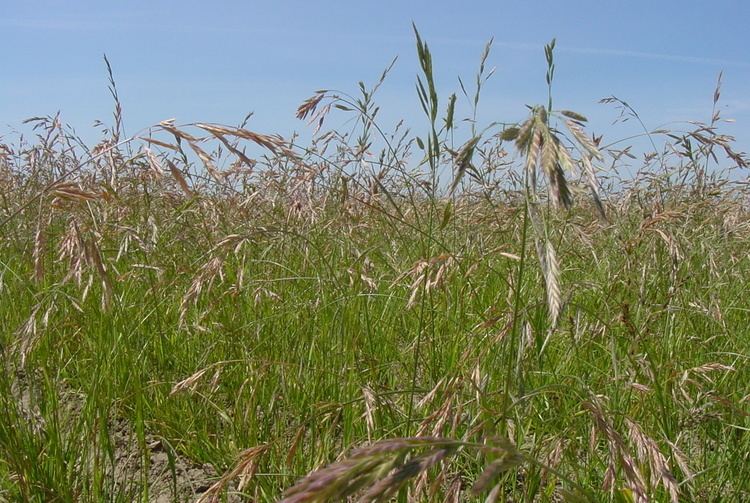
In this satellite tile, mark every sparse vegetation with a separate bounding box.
[1,28,748,502]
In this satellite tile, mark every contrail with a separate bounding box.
[432,37,750,69]
[558,46,750,68]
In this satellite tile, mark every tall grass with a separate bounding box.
[0,28,748,502]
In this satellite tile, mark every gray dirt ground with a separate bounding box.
[10,371,239,502]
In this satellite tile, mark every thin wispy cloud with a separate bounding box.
[0,16,245,34]
[4,15,748,70]
[0,17,117,31]
[428,37,750,68]
[559,46,750,68]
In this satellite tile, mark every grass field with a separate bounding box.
[1,32,749,502]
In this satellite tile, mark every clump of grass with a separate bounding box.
[277,435,591,502]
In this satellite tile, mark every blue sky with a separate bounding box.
[2,1,749,156]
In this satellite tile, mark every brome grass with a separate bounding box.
[0,28,748,502]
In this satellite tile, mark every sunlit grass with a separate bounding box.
[0,28,748,502]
